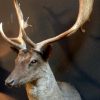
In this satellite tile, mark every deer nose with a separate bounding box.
[5,79,17,87]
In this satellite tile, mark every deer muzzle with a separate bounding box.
[5,78,19,87]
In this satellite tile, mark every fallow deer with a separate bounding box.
[0,0,94,100]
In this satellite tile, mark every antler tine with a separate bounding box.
[0,23,26,49]
[14,0,36,47]
[36,0,94,50]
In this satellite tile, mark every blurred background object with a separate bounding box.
[0,0,100,100]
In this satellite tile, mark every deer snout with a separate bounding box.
[5,78,18,87]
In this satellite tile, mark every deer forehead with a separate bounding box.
[15,49,43,63]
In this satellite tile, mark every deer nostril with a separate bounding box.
[5,80,15,87]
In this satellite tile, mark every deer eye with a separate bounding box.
[29,60,38,66]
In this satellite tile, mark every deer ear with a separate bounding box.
[41,45,52,61]
[10,46,19,53]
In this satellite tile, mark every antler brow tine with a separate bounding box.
[0,22,26,49]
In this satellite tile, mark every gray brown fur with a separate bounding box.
[6,49,81,100]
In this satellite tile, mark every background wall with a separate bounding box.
[0,0,100,100]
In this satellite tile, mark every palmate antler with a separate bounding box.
[0,0,94,51]
[36,0,94,50]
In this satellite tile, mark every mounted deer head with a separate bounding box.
[0,0,94,100]
[5,45,52,87]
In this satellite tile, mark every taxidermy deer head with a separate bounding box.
[0,0,94,100]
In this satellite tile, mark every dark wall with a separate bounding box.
[0,0,100,100]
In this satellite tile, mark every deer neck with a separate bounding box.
[25,62,63,100]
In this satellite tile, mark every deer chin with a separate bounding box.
[18,78,38,87]
[6,81,26,88]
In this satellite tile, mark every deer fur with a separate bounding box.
[5,48,81,100]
